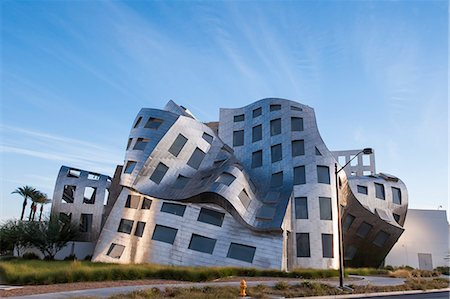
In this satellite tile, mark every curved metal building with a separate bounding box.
[50,98,408,269]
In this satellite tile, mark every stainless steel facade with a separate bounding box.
[50,98,408,269]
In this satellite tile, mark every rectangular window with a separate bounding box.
[124,161,137,174]
[252,125,262,142]
[270,171,283,187]
[233,130,244,146]
[319,197,332,220]
[253,107,262,118]
[202,132,213,144]
[133,138,150,151]
[375,183,385,200]
[357,185,368,195]
[168,134,188,157]
[238,189,251,208]
[270,104,281,111]
[79,213,93,233]
[187,147,206,169]
[125,195,140,209]
[174,175,190,189]
[392,187,402,204]
[87,173,100,180]
[161,202,186,217]
[216,172,236,186]
[291,106,302,111]
[293,166,306,185]
[152,224,178,244]
[296,233,310,257]
[291,117,304,131]
[356,221,373,238]
[292,140,305,157]
[295,197,308,219]
[189,234,217,254]
[234,114,245,122]
[270,118,281,136]
[271,144,282,163]
[322,234,333,258]
[118,219,134,234]
[343,214,355,231]
[252,150,263,168]
[373,231,390,247]
[62,185,76,204]
[149,162,169,184]
[67,169,81,178]
[126,138,133,150]
[107,243,125,259]
[227,243,256,263]
[345,245,357,260]
[83,187,96,204]
[317,165,330,184]
[198,208,225,226]
[133,116,142,128]
[134,221,146,237]
[141,198,152,210]
[144,117,163,129]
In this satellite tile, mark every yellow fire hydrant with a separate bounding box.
[239,279,247,297]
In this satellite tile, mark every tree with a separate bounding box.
[30,191,50,221]
[0,220,31,256]
[11,186,37,221]
[27,216,79,259]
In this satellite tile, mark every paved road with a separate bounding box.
[363,290,449,298]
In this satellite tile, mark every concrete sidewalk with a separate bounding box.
[3,275,406,299]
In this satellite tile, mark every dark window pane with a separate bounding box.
[83,187,96,204]
[133,117,142,128]
[392,187,402,204]
[356,222,373,238]
[168,134,188,157]
[373,231,390,247]
[189,234,217,254]
[150,162,169,184]
[270,104,281,111]
[152,225,178,244]
[270,171,283,187]
[252,150,263,168]
[375,183,385,200]
[315,147,322,156]
[253,107,262,118]
[295,197,308,219]
[293,166,306,185]
[216,172,236,186]
[271,144,282,163]
[319,197,332,220]
[79,214,93,233]
[118,219,134,234]
[344,245,357,260]
[144,117,163,129]
[141,198,152,210]
[227,243,256,263]
[125,195,140,209]
[161,202,186,217]
[59,212,71,223]
[233,130,244,146]
[296,233,310,257]
[62,185,76,203]
[133,138,150,151]
[239,189,251,208]
[107,243,125,259]
[202,132,213,144]
[126,138,133,150]
[343,214,355,231]
[292,140,305,157]
[357,185,368,195]
[252,125,262,142]
[198,208,225,226]
[322,234,333,258]
[291,117,304,131]
[174,175,190,189]
[134,221,146,237]
[234,114,245,122]
[393,213,401,223]
[187,148,206,169]
[270,119,281,136]
[291,106,302,111]
[317,166,330,184]
[124,161,137,174]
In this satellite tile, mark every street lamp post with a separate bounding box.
[335,148,373,288]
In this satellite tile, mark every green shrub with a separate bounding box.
[22,252,40,260]
[435,266,450,275]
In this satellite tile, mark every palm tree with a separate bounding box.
[32,191,51,222]
[12,186,37,221]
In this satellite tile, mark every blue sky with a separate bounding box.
[0,1,447,221]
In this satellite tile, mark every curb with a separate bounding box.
[293,287,450,299]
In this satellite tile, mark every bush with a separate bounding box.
[384,265,394,271]
[435,266,450,275]
[22,252,40,260]
[84,255,93,261]
[64,254,77,261]
[274,281,289,290]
